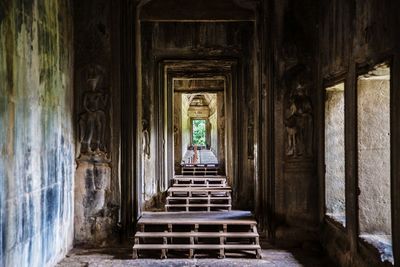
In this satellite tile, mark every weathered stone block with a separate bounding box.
[357,77,391,236]
[325,86,345,223]
[74,161,112,245]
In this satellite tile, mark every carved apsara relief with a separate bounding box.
[247,98,255,159]
[77,64,110,162]
[142,119,151,159]
[284,65,313,159]
[73,0,118,245]
[173,108,180,163]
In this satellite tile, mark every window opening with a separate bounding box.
[192,119,206,146]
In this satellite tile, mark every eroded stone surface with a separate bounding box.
[357,77,391,236]
[325,86,345,222]
[74,161,116,245]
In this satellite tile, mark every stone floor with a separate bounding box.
[57,247,335,267]
[183,149,218,164]
[198,149,218,164]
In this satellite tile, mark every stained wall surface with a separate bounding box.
[0,1,74,266]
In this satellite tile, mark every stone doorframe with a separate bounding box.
[119,0,275,240]
[156,59,237,190]
[174,84,225,174]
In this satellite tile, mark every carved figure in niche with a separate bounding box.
[174,125,179,149]
[284,66,313,158]
[142,119,150,159]
[247,98,255,159]
[78,65,108,158]
[173,109,180,151]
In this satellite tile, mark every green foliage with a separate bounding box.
[192,119,206,145]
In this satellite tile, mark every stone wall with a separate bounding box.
[173,93,182,171]
[324,85,345,224]
[271,0,320,245]
[0,1,74,266]
[73,0,120,246]
[216,92,225,173]
[357,76,391,236]
[209,111,218,154]
[181,94,191,159]
[317,0,398,266]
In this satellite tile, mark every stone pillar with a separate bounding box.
[73,0,121,246]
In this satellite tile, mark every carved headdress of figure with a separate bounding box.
[142,118,150,159]
[86,64,104,90]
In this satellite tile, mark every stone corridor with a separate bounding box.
[1,1,399,267]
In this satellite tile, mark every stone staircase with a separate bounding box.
[132,175,262,259]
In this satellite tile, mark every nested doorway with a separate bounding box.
[157,60,238,196]
[173,91,225,176]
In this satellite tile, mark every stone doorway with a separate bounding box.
[138,58,255,214]
[173,87,225,176]
[126,1,264,239]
